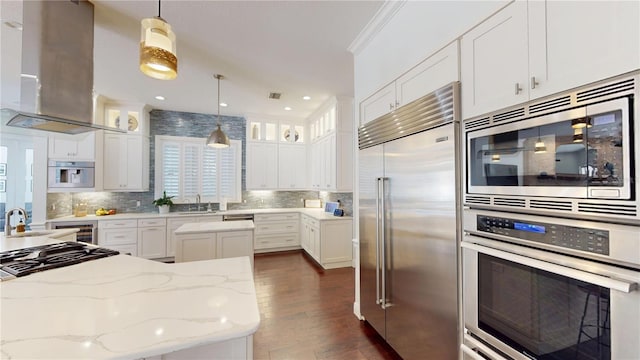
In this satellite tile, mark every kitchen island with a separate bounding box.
[0,253,259,359]
[174,220,255,266]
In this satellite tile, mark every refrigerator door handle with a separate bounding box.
[378,176,388,309]
[375,177,381,305]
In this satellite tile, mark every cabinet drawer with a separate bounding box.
[99,229,137,245]
[301,215,320,229]
[255,234,300,250]
[99,219,137,229]
[138,218,167,227]
[254,213,299,222]
[255,220,299,235]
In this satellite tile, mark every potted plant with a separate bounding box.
[153,191,175,214]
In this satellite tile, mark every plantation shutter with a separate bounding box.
[161,142,180,198]
[202,147,218,199]
[156,136,242,203]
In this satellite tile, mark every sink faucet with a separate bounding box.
[196,194,201,211]
[5,207,28,236]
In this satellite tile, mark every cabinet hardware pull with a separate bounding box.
[515,83,523,95]
[389,103,394,110]
[531,76,539,89]
[395,100,400,108]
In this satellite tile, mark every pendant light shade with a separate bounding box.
[571,117,592,129]
[140,0,177,80]
[573,128,584,143]
[534,127,547,153]
[207,74,230,148]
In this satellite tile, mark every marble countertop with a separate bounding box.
[48,207,352,223]
[0,228,80,252]
[175,220,255,235]
[0,255,259,359]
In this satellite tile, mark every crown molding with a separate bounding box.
[348,0,407,56]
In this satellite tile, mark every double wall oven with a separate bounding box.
[462,71,640,360]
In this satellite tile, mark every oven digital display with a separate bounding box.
[513,222,546,234]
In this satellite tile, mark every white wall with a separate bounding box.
[353,0,509,105]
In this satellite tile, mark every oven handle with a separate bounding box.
[462,241,638,293]
[462,333,508,360]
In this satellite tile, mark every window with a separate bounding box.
[155,135,241,203]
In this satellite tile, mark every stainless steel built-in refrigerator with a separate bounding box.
[359,83,460,359]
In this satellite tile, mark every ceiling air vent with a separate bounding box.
[268,92,282,100]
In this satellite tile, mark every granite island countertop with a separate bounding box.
[0,254,259,359]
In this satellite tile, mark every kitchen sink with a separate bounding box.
[176,211,218,215]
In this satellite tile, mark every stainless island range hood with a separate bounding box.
[1,0,124,134]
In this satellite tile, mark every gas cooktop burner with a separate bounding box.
[0,242,119,277]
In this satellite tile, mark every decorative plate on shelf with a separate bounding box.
[115,114,139,131]
[284,129,299,142]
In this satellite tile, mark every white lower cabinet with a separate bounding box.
[166,215,222,257]
[174,230,254,267]
[137,218,167,259]
[300,214,352,269]
[253,213,300,253]
[98,219,138,256]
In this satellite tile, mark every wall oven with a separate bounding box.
[463,71,639,223]
[461,208,640,360]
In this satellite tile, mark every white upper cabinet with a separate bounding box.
[48,132,96,161]
[278,143,307,189]
[246,142,278,190]
[307,97,353,191]
[460,1,528,119]
[360,41,459,126]
[462,0,640,119]
[104,102,150,135]
[528,0,640,100]
[103,133,149,191]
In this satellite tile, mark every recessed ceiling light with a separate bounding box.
[284,107,292,111]
[302,96,311,100]
[155,95,165,100]
[220,102,228,107]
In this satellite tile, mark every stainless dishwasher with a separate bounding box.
[222,214,254,221]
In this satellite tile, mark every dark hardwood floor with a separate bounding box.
[253,251,402,360]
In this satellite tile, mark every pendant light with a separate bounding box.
[573,128,584,143]
[534,127,547,154]
[207,74,230,148]
[571,117,592,129]
[139,0,178,80]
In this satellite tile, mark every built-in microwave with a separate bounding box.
[47,160,95,189]
[463,71,639,223]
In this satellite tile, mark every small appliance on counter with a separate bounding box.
[324,201,339,213]
[304,199,322,208]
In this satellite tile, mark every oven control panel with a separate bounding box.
[477,215,610,255]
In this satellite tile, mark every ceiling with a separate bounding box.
[91,0,384,121]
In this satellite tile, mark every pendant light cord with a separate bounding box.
[158,0,161,18]
[217,75,221,125]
